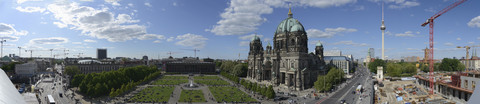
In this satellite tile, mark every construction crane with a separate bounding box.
[421,0,466,95]
[457,45,480,71]
[24,50,34,58]
[182,49,200,57]
[71,53,84,58]
[167,51,180,58]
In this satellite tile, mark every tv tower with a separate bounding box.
[380,2,386,60]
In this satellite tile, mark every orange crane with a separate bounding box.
[421,0,466,95]
[457,45,480,71]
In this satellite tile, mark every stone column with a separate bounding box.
[296,71,302,90]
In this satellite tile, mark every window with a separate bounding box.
[473,81,476,89]
[465,80,468,89]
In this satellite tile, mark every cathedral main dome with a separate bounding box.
[275,8,305,34]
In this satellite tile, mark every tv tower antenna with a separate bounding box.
[381,2,386,60]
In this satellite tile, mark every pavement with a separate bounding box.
[37,73,76,104]
[317,65,373,104]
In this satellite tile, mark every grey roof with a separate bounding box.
[324,56,348,61]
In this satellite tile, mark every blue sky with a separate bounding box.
[0,0,480,60]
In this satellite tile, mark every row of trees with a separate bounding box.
[240,79,275,99]
[70,65,160,97]
[420,58,465,72]
[385,63,417,77]
[221,71,240,83]
[1,62,22,72]
[368,59,386,74]
[219,61,248,77]
[314,67,345,92]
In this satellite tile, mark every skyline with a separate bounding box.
[1,0,480,60]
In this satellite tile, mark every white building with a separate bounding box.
[460,59,480,70]
[15,62,38,77]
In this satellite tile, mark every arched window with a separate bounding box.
[291,39,295,46]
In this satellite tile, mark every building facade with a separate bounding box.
[247,8,326,90]
[97,48,107,59]
[15,61,38,77]
[324,56,352,74]
[165,62,215,74]
[460,59,480,70]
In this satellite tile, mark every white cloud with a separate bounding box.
[16,6,46,13]
[457,38,461,41]
[0,23,28,36]
[83,39,97,43]
[105,0,121,6]
[395,31,415,37]
[239,41,250,46]
[17,0,42,4]
[175,33,208,48]
[144,2,152,7]
[167,37,174,42]
[469,42,475,44]
[306,27,357,38]
[153,40,161,43]
[80,0,94,2]
[173,2,177,6]
[0,35,19,42]
[29,37,68,44]
[128,3,133,7]
[369,0,420,9]
[353,5,365,11]
[444,42,454,46]
[333,40,367,46]
[468,16,480,28]
[138,34,165,40]
[15,30,28,36]
[72,42,82,44]
[47,2,158,42]
[208,0,356,36]
[239,34,263,40]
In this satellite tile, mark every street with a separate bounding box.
[316,65,373,104]
[37,70,76,104]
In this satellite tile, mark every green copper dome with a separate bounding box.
[275,8,305,34]
[316,42,322,47]
[251,35,260,41]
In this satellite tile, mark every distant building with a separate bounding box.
[142,55,149,66]
[324,50,342,56]
[15,61,38,77]
[368,48,375,58]
[97,48,107,59]
[324,56,352,74]
[460,59,480,70]
[165,61,215,74]
[402,56,419,62]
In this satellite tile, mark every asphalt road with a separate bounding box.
[318,65,370,104]
[37,73,76,104]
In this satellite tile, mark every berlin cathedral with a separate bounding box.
[247,8,327,90]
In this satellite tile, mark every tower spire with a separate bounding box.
[288,4,293,18]
[381,1,386,60]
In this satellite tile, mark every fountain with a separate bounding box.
[184,80,198,88]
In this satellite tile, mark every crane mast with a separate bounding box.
[420,0,466,95]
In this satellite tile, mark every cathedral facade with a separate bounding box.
[247,8,326,90]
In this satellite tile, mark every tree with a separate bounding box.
[71,74,85,87]
[1,62,22,72]
[386,63,402,77]
[368,59,386,74]
[232,64,248,77]
[403,63,417,76]
[439,58,465,72]
[65,66,81,77]
[266,85,275,99]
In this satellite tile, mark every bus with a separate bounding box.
[356,85,362,94]
[47,95,55,104]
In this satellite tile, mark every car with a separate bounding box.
[59,93,63,97]
[340,99,346,104]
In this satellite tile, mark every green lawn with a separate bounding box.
[194,79,230,85]
[193,76,222,80]
[209,86,257,103]
[161,76,188,79]
[153,79,188,85]
[129,86,174,103]
[178,90,206,102]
